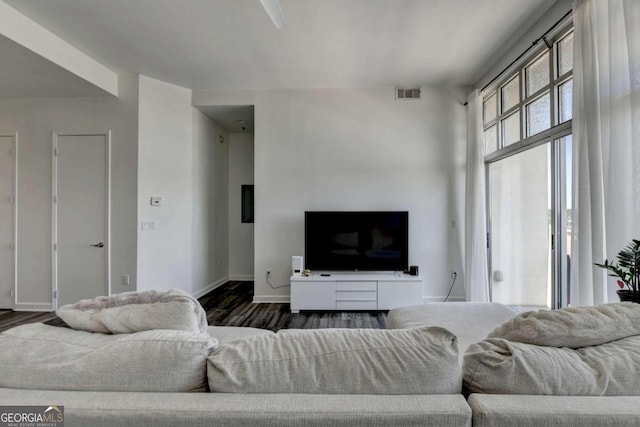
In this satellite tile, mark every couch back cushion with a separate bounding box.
[56,288,208,334]
[0,323,216,392]
[207,327,461,394]
[488,302,640,348]
[463,335,640,395]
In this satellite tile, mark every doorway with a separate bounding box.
[53,133,110,308]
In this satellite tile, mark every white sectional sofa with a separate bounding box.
[3,295,640,427]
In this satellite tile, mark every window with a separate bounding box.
[483,26,573,309]
[482,28,573,153]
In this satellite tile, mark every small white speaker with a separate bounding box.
[292,256,303,276]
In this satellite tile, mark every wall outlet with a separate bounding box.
[141,220,157,230]
[121,274,130,286]
[266,269,272,278]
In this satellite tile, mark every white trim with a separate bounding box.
[51,132,58,309]
[52,132,111,310]
[253,295,291,304]
[0,132,17,309]
[422,296,466,303]
[192,276,229,299]
[229,275,254,281]
[13,302,53,312]
[13,132,18,309]
[106,131,112,296]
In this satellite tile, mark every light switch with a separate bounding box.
[150,197,162,206]
[142,220,157,230]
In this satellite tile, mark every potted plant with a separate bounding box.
[595,239,640,303]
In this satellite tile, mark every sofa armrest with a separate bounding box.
[469,394,640,427]
[0,389,471,427]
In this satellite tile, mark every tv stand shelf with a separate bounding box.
[290,273,423,313]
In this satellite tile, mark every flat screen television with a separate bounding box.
[305,211,408,271]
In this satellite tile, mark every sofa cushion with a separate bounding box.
[208,327,461,394]
[488,302,640,348]
[57,288,208,334]
[463,335,640,395]
[387,302,517,353]
[0,323,217,392]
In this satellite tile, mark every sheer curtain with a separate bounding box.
[571,0,640,305]
[464,90,490,302]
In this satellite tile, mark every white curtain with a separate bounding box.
[464,90,490,302]
[571,0,640,305]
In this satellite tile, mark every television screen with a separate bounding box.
[305,211,408,271]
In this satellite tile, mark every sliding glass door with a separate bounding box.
[488,135,572,308]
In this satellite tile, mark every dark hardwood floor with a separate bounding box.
[0,281,387,333]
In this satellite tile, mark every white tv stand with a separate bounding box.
[290,272,423,313]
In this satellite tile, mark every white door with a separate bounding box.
[54,133,109,307]
[0,135,16,309]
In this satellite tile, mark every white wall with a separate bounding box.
[137,75,194,293]
[194,87,467,303]
[192,110,229,296]
[0,73,139,310]
[228,132,254,280]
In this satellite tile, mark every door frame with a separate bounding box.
[1,132,18,309]
[51,131,111,309]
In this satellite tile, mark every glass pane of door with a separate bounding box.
[489,143,551,307]
[556,135,573,307]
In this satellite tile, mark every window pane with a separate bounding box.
[557,32,574,76]
[489,143,551,307]
[501,111,520,147]
[558,79,573,123]
[483,93,497,124]
[526,92,551,137]
[485,124,498,154]
[557,135,572,307]
[525,54,550,96]
[501,76,520,112]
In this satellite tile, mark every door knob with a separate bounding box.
[90,242,104,248]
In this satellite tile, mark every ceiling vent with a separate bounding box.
[396,88,421,100]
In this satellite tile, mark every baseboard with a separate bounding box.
[192,276,229,299]
[253,295,291,304]
[14,302,53,311]
[422,296,466,303]
[229,275,254,281]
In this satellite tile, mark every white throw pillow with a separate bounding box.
[57,288,208,334]
[208,327,461,394]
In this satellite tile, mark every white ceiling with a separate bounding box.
[2,0,557,93]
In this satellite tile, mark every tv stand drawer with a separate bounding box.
[336,291,377,301]
[336,281,376,291]
[336,301,378,310]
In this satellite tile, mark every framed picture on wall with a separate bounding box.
[241,185,254,223]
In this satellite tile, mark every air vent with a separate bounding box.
[396,88,421,100]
